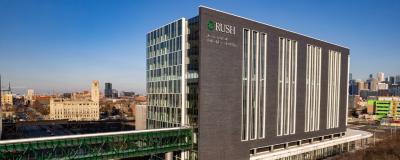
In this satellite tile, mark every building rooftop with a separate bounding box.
[200,5,349,49]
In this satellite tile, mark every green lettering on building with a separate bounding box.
[208,20,215,31]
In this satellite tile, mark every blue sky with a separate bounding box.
[0,0,399,94]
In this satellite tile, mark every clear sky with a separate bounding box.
[0,0,399,94]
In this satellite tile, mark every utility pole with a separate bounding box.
[373,129,376,146]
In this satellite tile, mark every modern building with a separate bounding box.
[112,89,119,98]
[377,72,384,82]
[389,76,395,85]
[369,78,379,91]
[368,97,400,120]
[105,82,113,98]
[360,90,378,100]
[396,75,400,85]
[26,89,34,104]
[389,84,400,96]
[348,79,357,95]
[146,6,370,160]
[349,73,353,81]
[120,91,135,97]
[49,81,100,121]
[377,82,388,90]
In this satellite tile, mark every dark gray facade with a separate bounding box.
[197,7,349,160]
[104,83,112,98]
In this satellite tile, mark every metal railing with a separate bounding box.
[0,127,192,160]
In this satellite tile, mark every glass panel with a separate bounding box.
[242,29,249,140]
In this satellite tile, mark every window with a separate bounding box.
[258,33,267,139]
[249,31,258,140]
[327,50,341,129]
[277,37,297,136]
[242,29,250,140]
[242,29,267,141]
[145,19,185,129]
[305,45,322,132]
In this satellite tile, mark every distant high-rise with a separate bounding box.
[396,75,400,85]
[369,74,373,79]
[389,85,400,96]
[112,89,118,98]
[356,81,365,94]
[121,91,135,97]
[26,89,34,102]
[357,81,365,90]
[349,79,357,95]
[104,83,112,98]
[377,72,385,82]
[370,78,379,91]
[389,76,395,85]
[91,80,100,103]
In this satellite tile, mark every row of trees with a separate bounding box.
[335,133,400,160]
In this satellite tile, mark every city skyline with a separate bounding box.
[1,0,400,93]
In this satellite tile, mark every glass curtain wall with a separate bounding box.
[146,19,184,129]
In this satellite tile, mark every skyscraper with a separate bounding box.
[389,76,395,85]
[370,78,379,91]
[396,75,400,84]
[104,83,112,98]
[377,72,385,82]
[146,6,363,160]
[26,89,34,103]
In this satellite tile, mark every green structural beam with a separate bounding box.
[0,127,192,160]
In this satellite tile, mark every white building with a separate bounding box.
[377,82,388,90]
[369,78,379,91]
[135,104,147,130]
[26,89,34,103]
[377,72,385,82]
[49,81,100,121]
